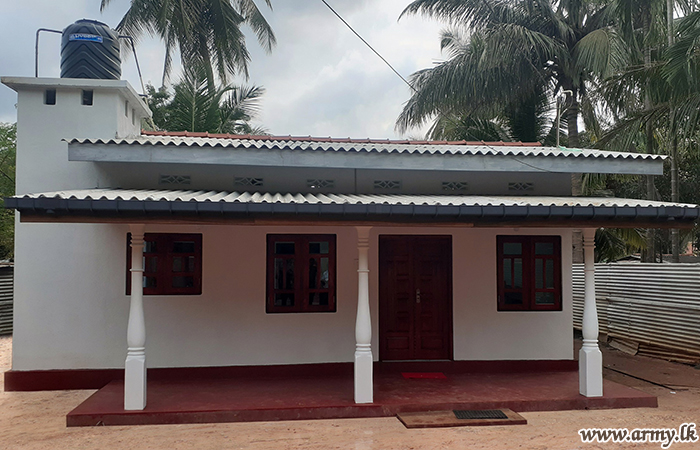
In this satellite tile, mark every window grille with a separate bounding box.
[508,182,534,191]
[159,174,191,185]
[234,177,264,187]
[307,179,335,189]
[442,181,468,191]
[373,180,402,190]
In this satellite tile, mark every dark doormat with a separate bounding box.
[397,408,527,429]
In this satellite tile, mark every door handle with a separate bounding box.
[416,288,421,304]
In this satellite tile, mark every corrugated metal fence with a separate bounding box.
[573,263,700,364]
[0,265,13,335]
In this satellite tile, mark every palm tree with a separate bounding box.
[100,0,276,87]
[397,0,630,195]
[596,4,700,261]
[422,28,554,143]
[146,65,267,134]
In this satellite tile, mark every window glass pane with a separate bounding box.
[145,256,158,273]
[144,241,157,253]
[309,292,329,306]
[187,256,195,273]
[274,258,294,289]
[274,242,295,255]
[513,258,522,288]
[504,292,523,305]
[309,241,329,254]
[172,256,183,272]
[503,259,512,288]
[286,259,294,289]
[320,258,329,288]
[173,241,195,253]
[536,292,555,305]
[45,89,56,105]
[143,276,157,288]
[546,260,554,289]
[82,89,93,106]
[503,243,522,255]
[172,276,194,288]
[274,293,294,307]
[535,242,554,255]
[535,258,543,289]
[309,258,317,289]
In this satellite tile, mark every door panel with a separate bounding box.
[379,236,452,360]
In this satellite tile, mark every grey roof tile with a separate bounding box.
[65,136,665,161]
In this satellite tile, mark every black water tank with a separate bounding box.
[60,19,121,80]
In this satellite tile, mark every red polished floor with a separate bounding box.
[66,365,656,426]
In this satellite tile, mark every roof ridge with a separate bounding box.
[140,130,543,147]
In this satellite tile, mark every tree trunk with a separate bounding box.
[643,12,656,263]
[668,0,680,263]
[671,133,680,262]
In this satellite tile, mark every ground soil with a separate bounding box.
[1,335,699,450]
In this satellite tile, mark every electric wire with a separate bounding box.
[318,0,557,173]
[319,0,415,93]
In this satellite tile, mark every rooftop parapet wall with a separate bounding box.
[1,77,150,194]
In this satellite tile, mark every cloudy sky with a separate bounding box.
[0,0,446,139]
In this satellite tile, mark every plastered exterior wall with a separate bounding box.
[8,79,148,370]
[12,224,572,371]
[95,162,572,196]
[6,78,572,371]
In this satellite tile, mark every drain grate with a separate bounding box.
[453,409,508,420]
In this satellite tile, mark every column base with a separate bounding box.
[579,344,603,397]
[354,350,373,404]
[124,352,147,410]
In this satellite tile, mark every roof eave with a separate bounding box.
[6,197,697,229]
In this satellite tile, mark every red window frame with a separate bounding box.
[496,235,562,311]
[127,233,202,295]
[266,234,337,313]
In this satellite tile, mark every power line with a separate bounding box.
[319,0,416,93]
[318,0,554,173]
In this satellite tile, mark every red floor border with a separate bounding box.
[5,360,578,391]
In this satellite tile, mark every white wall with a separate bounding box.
[12,224,572,371]
[6,78,573,371]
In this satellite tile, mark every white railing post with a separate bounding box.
[354,226,373,403]
[125,224,147,410]
[579,228,603,397]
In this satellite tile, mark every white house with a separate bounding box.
[2,76,698,418]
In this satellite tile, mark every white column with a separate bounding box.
[354,226,373,403]
[125,224,147,410]
[579,228,603,397]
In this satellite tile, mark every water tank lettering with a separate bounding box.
[68,33,104,43]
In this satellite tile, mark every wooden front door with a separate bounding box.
[379,235,452,360]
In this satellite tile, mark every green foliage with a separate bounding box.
[595,228,647,263]
[0,123,16,260]
[145,66,266,134]
[397,0,630,151]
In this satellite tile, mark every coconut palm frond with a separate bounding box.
[102,0,275,86]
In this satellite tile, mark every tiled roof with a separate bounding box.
[12,189,698,211]
[140,130,543,146]
[67,134,665,160]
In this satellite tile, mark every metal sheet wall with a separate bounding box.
[573,263,700,360]
[0,267,13,336]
